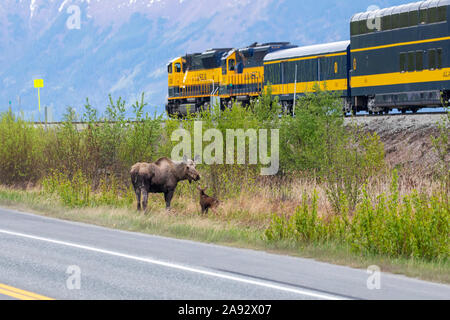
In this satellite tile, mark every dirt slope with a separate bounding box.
[346,113,449,172]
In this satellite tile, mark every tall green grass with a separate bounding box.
[265,171,449,261]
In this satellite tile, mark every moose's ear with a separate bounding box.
[182,155,188,163]
[194,154,201,163]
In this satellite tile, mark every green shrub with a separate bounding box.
[279,87,345,174]
[279,87,385,211]
[325,125,385,212]
[42,170,91,208]
[0,109,45,185]
[265,171,449,261]
[42,170,133,208]
[118,93,164,168]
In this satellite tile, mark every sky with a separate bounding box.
[0,0,411,120]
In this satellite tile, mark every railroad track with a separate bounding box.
[348,111,448,118]
[30,110,448,126]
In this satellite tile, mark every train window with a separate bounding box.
[175,63,181,73]
[228,59,235,71]
[382,15,391,30]
[437,48,443,69]
[438,6,447,22]
[168,64,173,74]
[276,64,282,84]
[266,64,281,85]
[264,66,270,84]
[428,7,438,23]
[409,10,419,26]
[400,53,407,73]
[351,21,359,36]
[407,52,415,72]
[419,8,427,24]
[288,61,297,83]
[361,20,370,34]
[391,13,400,29]
[428,49,436,70]
[267,65,273,84]
[416,51,423,71]
[357,20,364,34]
[399,12,409,28]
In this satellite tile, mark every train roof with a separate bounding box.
[351,0,450,22]
[264,40,350,62]
[200,48,232,58]
[222,42,295,60]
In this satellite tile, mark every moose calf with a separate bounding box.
[197,186,220,214]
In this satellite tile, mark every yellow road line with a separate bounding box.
[0,283,54,300]
[0,287,36,300]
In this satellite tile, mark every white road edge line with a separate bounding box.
[0,228,347,300]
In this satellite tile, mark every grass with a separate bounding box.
[0,186,448,284]
[0,93,447,285]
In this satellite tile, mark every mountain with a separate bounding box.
[0,0,408,120]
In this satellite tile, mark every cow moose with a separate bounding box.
[130,156,201,212]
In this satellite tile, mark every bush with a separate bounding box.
[279,87,385,211]
[279,88,345,174]
[265,171,449,261]
[42,170,91,208]
[325,125,385,212]
[118,93,164,169]
[42,170,133,208]
[0,109,45,185]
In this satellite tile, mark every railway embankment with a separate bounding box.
[346,113,449,171]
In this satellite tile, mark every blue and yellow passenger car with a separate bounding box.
[350,0,450,114]
[263,41,351,113]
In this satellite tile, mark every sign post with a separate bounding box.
[34,79,44,112]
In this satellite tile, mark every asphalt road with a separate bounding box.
[0,207,449,300]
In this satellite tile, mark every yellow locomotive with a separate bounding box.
[166,43,295,116]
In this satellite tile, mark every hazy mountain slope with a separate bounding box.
[0,0,408,120]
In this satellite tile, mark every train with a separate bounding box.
[166,0,450,116]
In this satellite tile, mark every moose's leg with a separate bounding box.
[134,187,142,211]
[142,189,149,213]
[164,190,175,210]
